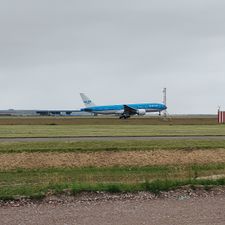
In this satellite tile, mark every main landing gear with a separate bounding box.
[119,115,130,119]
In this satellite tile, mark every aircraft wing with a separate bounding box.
[123,105,137,115]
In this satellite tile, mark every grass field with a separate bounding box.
[0,124,225,138]
[1,165,225,199]
[1,117,225,200]
[0,116,218,125]
[1,139,225,153]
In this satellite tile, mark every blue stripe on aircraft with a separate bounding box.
[81,103,167,112]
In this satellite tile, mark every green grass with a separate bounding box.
[1,164,225,200]
[1,178,225,200]
[1,139,225,153]
[1,123,225,200]
[0,125,225,138]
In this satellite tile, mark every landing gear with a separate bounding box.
[119,115,130,119]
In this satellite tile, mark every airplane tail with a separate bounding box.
[80,93,95,107]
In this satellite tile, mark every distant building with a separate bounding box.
[0,109,92,116]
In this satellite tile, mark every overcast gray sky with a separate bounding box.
[0,0,225,114]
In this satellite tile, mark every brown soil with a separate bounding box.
[1,149,225,169]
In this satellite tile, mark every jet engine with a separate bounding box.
[137,109,146,115]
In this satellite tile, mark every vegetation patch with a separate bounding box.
[0,116,218,126]
[2,149,225,170]
[1,118,225,200]
[1,178,225,200]
[1,139,225,154]
[0,124,225,138]
[1,164,225,199]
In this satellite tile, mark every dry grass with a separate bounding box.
[1,149,225,170]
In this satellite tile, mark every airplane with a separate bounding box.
[80,93,167,119]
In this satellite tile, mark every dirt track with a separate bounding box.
[1,149,225,169]
[1,193,225,225]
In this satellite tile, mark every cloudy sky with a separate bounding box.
[0,0,225,113]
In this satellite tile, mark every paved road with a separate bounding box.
[1,195,225,225]
[1,135,225,142]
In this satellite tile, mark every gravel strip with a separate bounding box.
[1,188,225,225]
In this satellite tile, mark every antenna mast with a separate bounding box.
[163,88,167,106]
[163,88,167,117]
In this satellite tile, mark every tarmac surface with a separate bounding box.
[1,193,225,225]
[1,135,225,142]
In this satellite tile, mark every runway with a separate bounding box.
[1,135,225,142]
